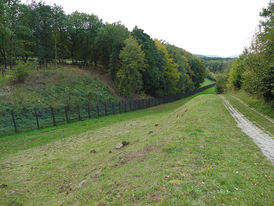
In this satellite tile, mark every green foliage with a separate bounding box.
[95,23,130,79]
[10,61,37,83]
[0,0,206,100]
[1,68,116,111]
[202,57,235,73]
[205,67,215,81]
[6,87,38,110]
[116,36,146,97]
[215,74,227,94]
[132,27,165,93]
[165,44,188,93]
[227,2,273,102]
[67,12,103,64]
[187,55,206,88]
[154,40,180,95]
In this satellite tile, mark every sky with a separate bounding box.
[22,0,271,57]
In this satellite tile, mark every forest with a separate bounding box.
[0,0,206,100]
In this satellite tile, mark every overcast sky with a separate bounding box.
[23,0,270,57]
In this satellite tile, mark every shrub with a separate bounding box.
[215,74,227,94]
[10,61,37,83]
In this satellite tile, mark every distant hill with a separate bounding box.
[194,55,236,73]
[195,54,238,59]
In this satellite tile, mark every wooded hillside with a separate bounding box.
[0,0,205,97]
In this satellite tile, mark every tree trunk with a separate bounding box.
[1,49,7,76]
[55,36,57,68]
[71,47,74,64]
[9,50,12,69]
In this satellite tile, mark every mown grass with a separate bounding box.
[0,87,273,205]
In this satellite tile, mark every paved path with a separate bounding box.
[220,95,274,164]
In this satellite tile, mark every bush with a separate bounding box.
[215,74,227,94]
[10,61,37,83]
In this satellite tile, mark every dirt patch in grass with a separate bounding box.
[151,193,167,202]
[115,144,155,167]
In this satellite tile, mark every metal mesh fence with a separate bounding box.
[0,84,215,136]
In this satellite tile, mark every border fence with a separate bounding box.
[0,83,215,136]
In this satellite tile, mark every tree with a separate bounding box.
[0,0,32,71]
[29,1,55,65]
[228,2,273,101]
[51,4,66,67]
[95,22,129,79]
[132,27,165,93]
[83,14,103,66]
[0,0,12,73]
[186,54,206,88]
[67,12,88,64]
[116,36,145,97]
[154,40,180,95]
[166,44,188,93]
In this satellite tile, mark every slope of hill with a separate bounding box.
[0,66,118,111]
[0,88,272,205]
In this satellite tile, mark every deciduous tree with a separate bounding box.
[116,36,145,97]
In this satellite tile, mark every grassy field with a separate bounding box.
[0,87,273,205]
[200,78,214,87]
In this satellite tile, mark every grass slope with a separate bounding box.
[228,90,274,119]
[0,66,117,110]
[0,88,273,205]
[200,78,214,87]
[0,87,215,157]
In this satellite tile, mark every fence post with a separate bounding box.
[104,102,107,116]
[96,104,99,117]
[34,108,40,129]
[112,102,115,115]
[50,107,56,126]
[136,100,139,110]
[119,101,121,113]
[78,105,81,120]
[142,99,147,109]
[124,101,127,112]
[65,106,69,123]
[87,103,91,119]
[11,110,18,133]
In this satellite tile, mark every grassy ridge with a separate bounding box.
[0,88,273,205]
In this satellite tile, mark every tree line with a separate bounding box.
[0,0,206,97]
[227,2,273,102]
